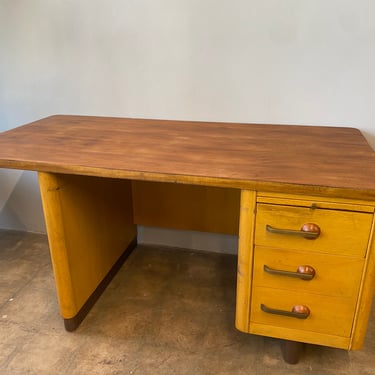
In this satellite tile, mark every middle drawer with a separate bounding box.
[253,246,364,299]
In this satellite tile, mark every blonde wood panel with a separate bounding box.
[255,203,373,257]
[132,181,240,235]
[249,323,350,349]
[235,190,256,332]
[253,246,364,298]
[39,172,137,319]
[257,192,375,213]
[251,286,357,338]
[351,215,375,349]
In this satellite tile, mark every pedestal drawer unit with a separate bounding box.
[236,192,375,351]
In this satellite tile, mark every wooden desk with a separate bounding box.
[1,115,375,363]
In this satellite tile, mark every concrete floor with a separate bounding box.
[0,230,375,375]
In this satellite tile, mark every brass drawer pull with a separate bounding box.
[264,264,315,280]
[261,304,310,319]
[266,223,320,239]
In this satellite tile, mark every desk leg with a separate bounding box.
[39,173,137,331]
[280,340,304,364]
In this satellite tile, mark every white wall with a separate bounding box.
[1,1,375,250]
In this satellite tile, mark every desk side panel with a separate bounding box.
[235,190,256,332]
[39,173,137,322]
[351,212,375,349]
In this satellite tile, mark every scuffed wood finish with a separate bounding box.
[1,115,375,199]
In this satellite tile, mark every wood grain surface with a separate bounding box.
[1,115,375,198]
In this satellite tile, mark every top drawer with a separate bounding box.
[255,203,373,257]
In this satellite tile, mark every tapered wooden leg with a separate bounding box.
[280,340,304,364]
[39,173,137,330]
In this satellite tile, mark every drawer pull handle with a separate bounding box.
[266,223,320,239]
[261,304,310,319]
[264,264,315,280]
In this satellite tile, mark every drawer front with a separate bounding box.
[250,286,356,337]
[253,247,364,298]
[255,203,373,257]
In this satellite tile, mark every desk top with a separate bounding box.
[1,115,375,200]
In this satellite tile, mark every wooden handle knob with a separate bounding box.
[297,265,316,278]
[300,223,320,239]
[292,305,310,317]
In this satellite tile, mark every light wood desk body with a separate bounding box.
[1,115,375,354]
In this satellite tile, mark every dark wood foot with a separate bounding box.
[63,237,137,332]
[280,340,304,364]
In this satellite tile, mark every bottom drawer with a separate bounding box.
[250,286,357,337]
